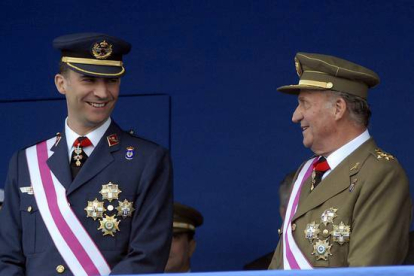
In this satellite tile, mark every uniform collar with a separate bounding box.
[326,129,370,172]
[65,117,111,153]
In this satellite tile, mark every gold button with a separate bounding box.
[27,206,32,212]
[56,265,65,273]
[292,223,296,231]
[323,229,329,236]
[326,82,333,88]
[278,228,281,235]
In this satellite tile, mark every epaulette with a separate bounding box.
[374,148,395,161]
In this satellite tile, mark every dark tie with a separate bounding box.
[311,156,330,191]
[70,137,92,179]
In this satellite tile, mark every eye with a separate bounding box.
[81,77,95,83]
[106,78,120,84]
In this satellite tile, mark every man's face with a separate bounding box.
[292,90,337,155]
[55,70,120,134]
[165,232,196,273]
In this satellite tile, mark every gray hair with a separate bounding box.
[327,91,371,127]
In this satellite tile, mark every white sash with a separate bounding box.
[282,157,317,270]
[26,138,111,276]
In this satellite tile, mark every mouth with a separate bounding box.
[87,102,107,108]
[301,126,309,132]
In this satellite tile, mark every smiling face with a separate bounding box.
[292,90,338,155]
[55,70,120,135]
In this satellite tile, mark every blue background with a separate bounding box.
[1,0,413,272]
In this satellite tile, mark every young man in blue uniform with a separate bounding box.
[0,33,173,275]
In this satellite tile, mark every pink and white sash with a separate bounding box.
[26,138,111,276]
[282,157,318,270]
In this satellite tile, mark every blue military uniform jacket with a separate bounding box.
[0,121,173,275]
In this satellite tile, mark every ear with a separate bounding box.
[188,239,197,258]
[333,97,347,120]
[55,74,67,95]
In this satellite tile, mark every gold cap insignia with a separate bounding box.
[92,40,113,60]
[116,199,135,218]
[295,57,303,77]
[304,221,320,243]
[98,215,120,236]
[100,182,122,202]
[312,239,332,261]
[84,198,106,220]
[321,207,338,226]
[375,149,395,161]
[332,221,351,245]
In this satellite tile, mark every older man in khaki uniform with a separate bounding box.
[269,53,411,269]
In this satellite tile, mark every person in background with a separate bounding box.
[269,52,411,269]
[165,202,204,273]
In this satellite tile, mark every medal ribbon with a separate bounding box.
[282,157,318,270]
[26,138,111,276]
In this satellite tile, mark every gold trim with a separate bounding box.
[299,80,333,89]
[66,62,125,77]
[173,222,195,231]
[62,56,122,67]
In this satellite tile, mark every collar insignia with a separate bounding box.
[107,134,119,147]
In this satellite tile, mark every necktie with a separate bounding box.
[70,137,92,179]
[311,156,330,191]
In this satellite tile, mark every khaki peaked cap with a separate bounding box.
[277,52,380,99]
[173,202,204,233]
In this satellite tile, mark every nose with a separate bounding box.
[93,80,110,99]
[292,105,302,123]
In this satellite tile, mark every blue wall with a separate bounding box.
[1,0,414,272]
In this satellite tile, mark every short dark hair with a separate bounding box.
[58,62,70,76]
[328,91,371,127]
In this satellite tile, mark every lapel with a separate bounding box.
[47,132,72,190]
[292,138,376,221]
[66,122,122,195]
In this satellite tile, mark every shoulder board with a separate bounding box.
[374,148,395,161]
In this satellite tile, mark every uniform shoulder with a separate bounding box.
[120,129,168,152]
[18,133,60,151]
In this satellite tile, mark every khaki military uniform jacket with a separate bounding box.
[269,138,411,268]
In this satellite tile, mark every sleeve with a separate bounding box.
[0,152,25,276]
[348,160,412,266]
[110,146,173,274]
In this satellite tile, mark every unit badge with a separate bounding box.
[92,40,113,60]
[321,207,338,226]
[84,198,106,220]
[304,221,320,242]
[125,146,135,160]
[117,199,135,218]
[98,215,120,236]
[100,182,122,202]
[332,221,351,245]
[312,239,332,261]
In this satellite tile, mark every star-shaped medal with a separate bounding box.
[84,198,106,220]
[98,215,120,236]
[304,221,320,243]
[321,207,338,226]
[332,221,351,245]
[312,239,332,261]
[100,182,122,202]
[116,199,135,218]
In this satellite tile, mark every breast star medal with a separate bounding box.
[312,239,332,261]
[100,182,122,202]
[84,198,106,220]
[332,221,351,245]
[116,199,135,218]
[304,221,320,243]
[321,207,338,226]
[98,215,120,236]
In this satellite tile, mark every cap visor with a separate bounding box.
[277,84,330,95]
[66,63,125,78]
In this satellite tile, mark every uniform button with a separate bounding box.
[323,229,329,236]
[27,206,32,212]
[56,265,65,273]
[278,228,282,236]
[292,223,296,231]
